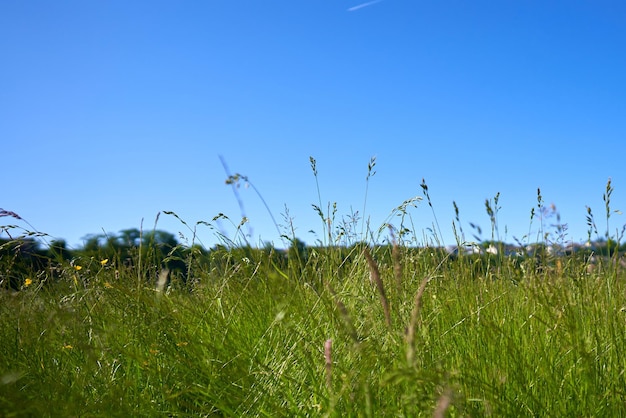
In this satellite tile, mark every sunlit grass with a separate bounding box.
[1,169,625,416]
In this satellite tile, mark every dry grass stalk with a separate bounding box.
[406,275,431,365]
[432,387,453,418]
[324,339,332,389]
[363,247,392,328]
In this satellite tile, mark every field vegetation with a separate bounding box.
[2,162,626,417]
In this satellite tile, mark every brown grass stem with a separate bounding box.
[324,339,332,390]
[406,275,431,365]
[432,387,453,418]
[363,247,392,328]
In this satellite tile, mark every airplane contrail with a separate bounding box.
[347,0,384,12]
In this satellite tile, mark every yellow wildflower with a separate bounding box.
[24,278,32,287]
[63,344,73,350]
[74,265,82,271]
[100,259,108,266]
[104,282,113,289]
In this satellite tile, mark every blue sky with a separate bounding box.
[2,1,626,249]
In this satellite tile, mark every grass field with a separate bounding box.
[2,176,626,416]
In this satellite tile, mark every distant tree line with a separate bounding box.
[1,229,312,291]
[1,228,625,291]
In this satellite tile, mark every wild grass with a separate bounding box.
[1,167,626,417]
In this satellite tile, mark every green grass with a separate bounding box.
[2,244,626,417]
[2,173,626,416]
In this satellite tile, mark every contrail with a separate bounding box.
[347,0,384,12]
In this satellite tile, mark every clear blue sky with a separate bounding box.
[2,1,625,249]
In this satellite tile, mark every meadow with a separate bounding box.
[2,169,626,417]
